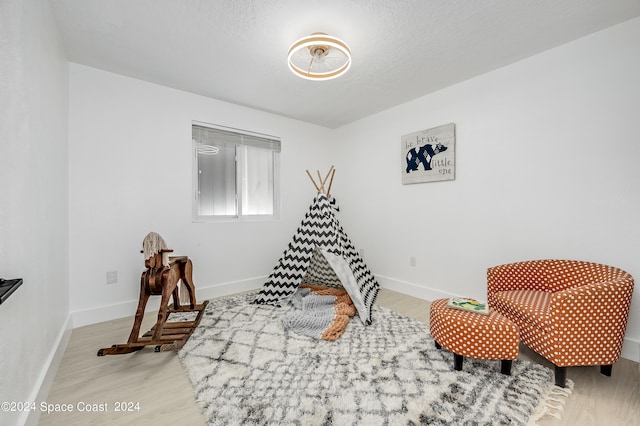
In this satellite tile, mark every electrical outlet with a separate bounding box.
[106,270,118,285]
[410,256,416,267]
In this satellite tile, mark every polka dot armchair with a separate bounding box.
[487,259,634,388]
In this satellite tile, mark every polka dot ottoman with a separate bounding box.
[429,298,519,374]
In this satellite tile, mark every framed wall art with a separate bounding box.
[401,123,455,184]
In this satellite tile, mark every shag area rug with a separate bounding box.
[178,292,571,425]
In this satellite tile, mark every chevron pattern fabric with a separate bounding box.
[253,194,379,325]
[303,247,343,288]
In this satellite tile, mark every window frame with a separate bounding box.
[192,121,281,222]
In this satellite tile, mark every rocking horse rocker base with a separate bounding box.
[97,302,208,355]
[98,250,208,356]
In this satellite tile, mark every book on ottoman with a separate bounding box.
[446,297,490,315]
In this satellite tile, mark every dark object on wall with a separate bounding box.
[0,278,23,304]
[401,123,456,184]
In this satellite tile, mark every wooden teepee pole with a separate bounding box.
[306,167,336,195]
[326,167,336,196]
[322,166,333,186]
[316,170,326,194]
[306,170,321,193]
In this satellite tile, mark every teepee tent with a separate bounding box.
[253,168,379,324]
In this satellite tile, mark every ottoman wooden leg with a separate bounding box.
[435,341,441,350]
[554,366,567,388]
[600,364,612,377]
[454,354,463,371]
[501,360,512,375]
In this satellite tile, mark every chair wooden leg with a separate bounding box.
[501,360,512,375]
[554,366,567,388]
[454,354,463,371]
[601,364,613,377]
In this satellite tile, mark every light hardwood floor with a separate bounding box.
[39,289,639,425]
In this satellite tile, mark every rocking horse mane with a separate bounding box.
[142,232,170,267]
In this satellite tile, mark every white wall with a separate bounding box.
[68,18,640,362]
[0,7,636,426]
[0,1,70,425]
[334,17,640,361]
[68,64,335,325]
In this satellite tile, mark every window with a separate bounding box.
[192,122,280,220]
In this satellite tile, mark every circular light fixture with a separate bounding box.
[287,33,351,81]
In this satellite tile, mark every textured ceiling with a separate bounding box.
[49,0,640,128]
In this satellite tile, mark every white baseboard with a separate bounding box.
[22,314,73,426]
[376,274,467,302]
[622,338,640,363]
[196,276,264,302]
[70,276,266,328]
[375,274,640,363]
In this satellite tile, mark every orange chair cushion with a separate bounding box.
[490,290,552,331]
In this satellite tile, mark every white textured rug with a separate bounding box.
[179,292,571,425]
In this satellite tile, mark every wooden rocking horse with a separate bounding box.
[98,232,208,356]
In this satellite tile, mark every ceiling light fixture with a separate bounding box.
[287,32,351,81]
